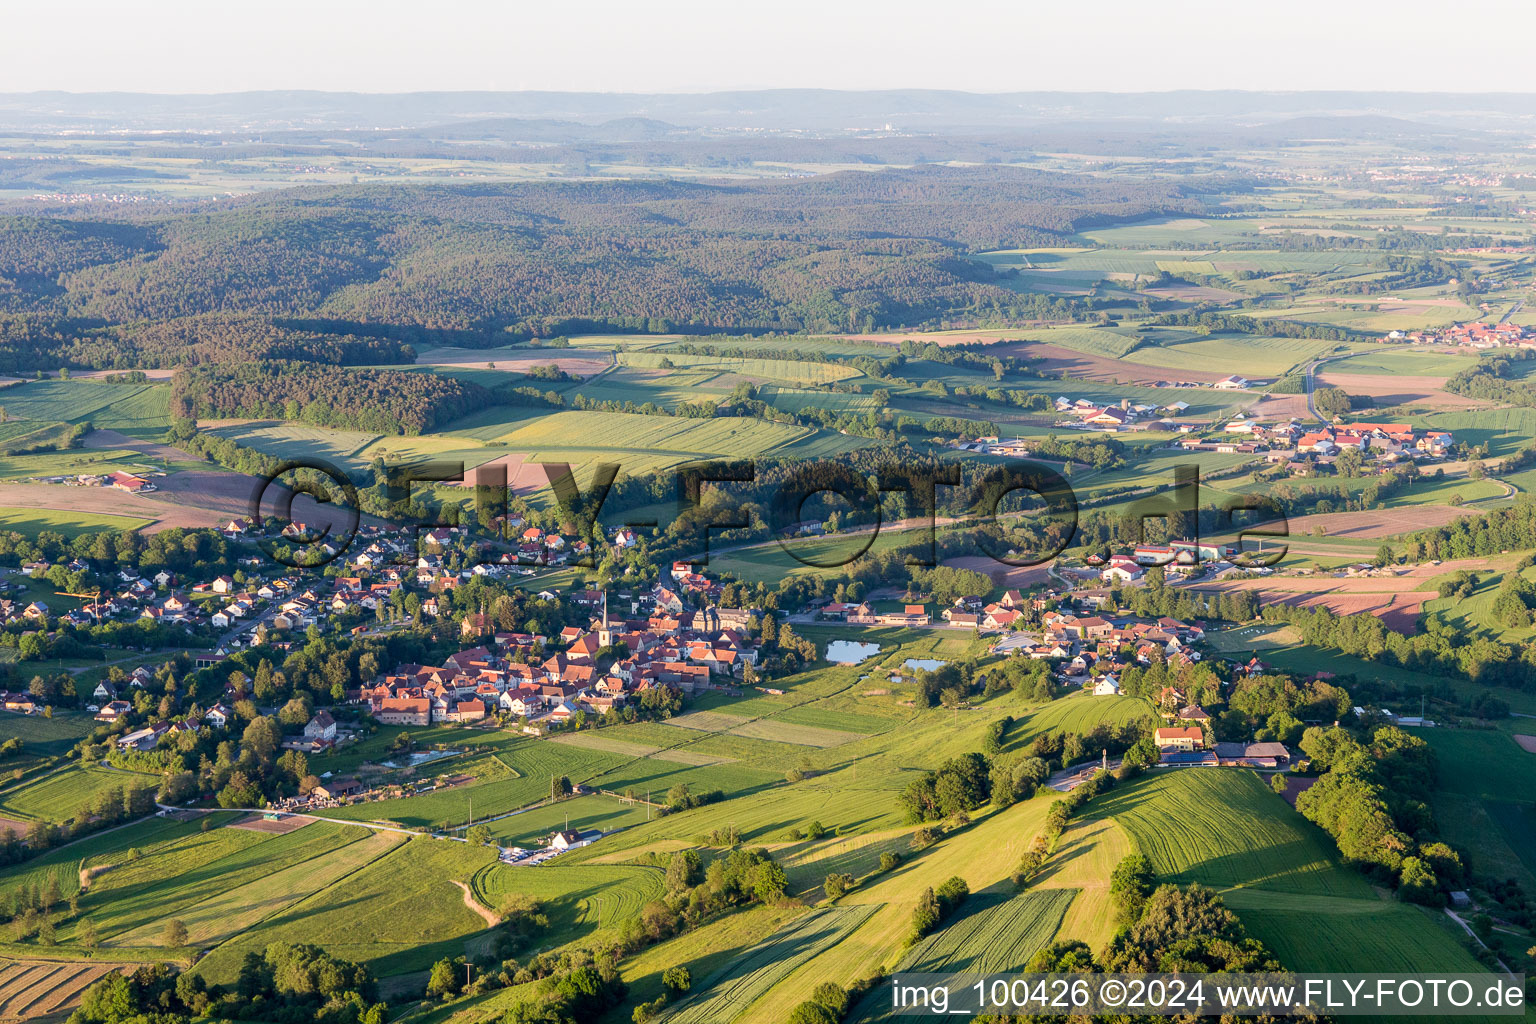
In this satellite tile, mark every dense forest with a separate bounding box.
[170,361,489,434]
[0,168,1202,369]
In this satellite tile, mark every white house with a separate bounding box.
[304,710,338,742]
[1092,677,1122,696]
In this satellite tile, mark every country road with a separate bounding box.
[1302,352,1353,424]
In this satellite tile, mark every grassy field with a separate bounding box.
[111,829,404,948]
[1422,564,1536,644]
[1256,643,1536,717]
[1221,889,1489,973]
[1007,326,1144,358]
[0,711,97,757]
[757,386,879,415]
[1426,408,1536,460]
[1326,349,1476,377]
[442,407,869,479]
[471,860,665,942]
[657,905,879,1024]
[0,813,219,904]
[0,381,171,434]
[1117,333,1339,378]
[709,529,919,586]
[1003,691,1156,749]
[205,421,383,462]
[1089,769,1506,983]
[0,506,152,537]
[79,821,379,945]
[323,737,635,828]
[0,765,161,823]
[895,888,1077,973]
[194,835,497,982]
[1088,769,1374,897]
[1411,727,1536,887]
[615,351,862,385]
[477,794,654,847]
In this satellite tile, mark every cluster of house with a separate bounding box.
[1052,396,1188,433]
[1176,417,1454,464]
[816,600,933,626]
[939,590,1026,630]
[1382,322,1534,348]
[361,590,760,728]
[1007,610,1206,690]
[1092,541,1238,586]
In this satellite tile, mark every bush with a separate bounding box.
[879,851,901,872]
[662,965,691,995]
[788,1001,839,1024]
[909,827,940,851]
[812,981,850,1018]
[823,872,855,900]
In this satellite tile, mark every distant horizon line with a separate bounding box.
[7,86,1536,99]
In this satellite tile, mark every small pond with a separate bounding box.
[825,640,881,665]
[903,658,948,672]
[381,749,463,768]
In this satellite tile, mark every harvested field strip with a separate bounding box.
[727,719,863,748]
[0,961,131,1021]
[896,888,1077,974]
[0,964,51,1007]
[110,829,405,947]
[648,749,735,766]
[662,711,752,733]
[550,733,661,758]
[659,904,879,1024]
[4,963,97,1019]
[771,706,891,733]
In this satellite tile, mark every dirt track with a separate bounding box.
[451,879,500,927]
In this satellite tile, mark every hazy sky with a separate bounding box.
[7,0,1534,94]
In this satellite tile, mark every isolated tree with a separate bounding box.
[466,824,493,846]
[426,957,461,999]
[164,918,188,946]
[77,918,99,949]
[661,966,690,995]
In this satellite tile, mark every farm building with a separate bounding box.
[1154,726,1205,752]
[312,778,363,800]
[1214,741,1291,767]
